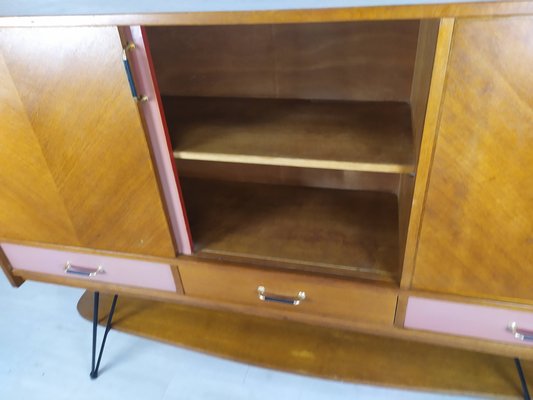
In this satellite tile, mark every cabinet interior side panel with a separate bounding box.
[410,19,440,159]
[399,18,455,289]
[398,19,440,277]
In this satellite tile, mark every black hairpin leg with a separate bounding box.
[515,358,531,400]
[90,291,119,379]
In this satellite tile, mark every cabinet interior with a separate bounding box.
[145,19,438,283]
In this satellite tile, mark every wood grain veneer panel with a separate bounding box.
[146,21,419,102]
[179,258,397,325]
[180,178,399,281]
[413,16,533,302]
[166,97,414,173]
[0,53,78,246]
[147,25,274,100]
[272,21,418,102]
[0,27,175,257]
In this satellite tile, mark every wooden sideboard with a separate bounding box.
[1,1,533,360]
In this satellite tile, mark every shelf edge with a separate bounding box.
[174,152,414,174]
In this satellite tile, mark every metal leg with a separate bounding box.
[90,292,119,379]
[515,358,531,400]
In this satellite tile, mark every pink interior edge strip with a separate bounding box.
[125,26,192,255]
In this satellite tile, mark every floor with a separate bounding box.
[0,278,480,400]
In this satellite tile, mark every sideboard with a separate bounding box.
[1,0,533,363]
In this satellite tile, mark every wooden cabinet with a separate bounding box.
[1,4,533,358]
[411,16,533,303]
[0,27,176,258]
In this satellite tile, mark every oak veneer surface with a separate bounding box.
[0,27,175,257]
[179,258,397,325]
[78,290,533,399]
[147,21,418,102]
[413,16,533,302]
[0,52,78,246]
[166,97,414,174]
[180,178,399,281]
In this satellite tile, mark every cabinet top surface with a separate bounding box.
[0,0,502,16]
[0,0,529,26]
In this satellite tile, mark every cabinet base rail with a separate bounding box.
[90,292,119,379]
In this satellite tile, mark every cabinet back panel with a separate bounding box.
[413,16,533,302]
[146,21,419,102]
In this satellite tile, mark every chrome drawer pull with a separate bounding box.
[64,261,104,277]
[257,286,306,306]
[508,322,533,341]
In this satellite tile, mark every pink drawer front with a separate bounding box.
[1,243,176,292]
[405,297,533,346]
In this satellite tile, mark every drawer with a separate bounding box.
[178,259,397,325]
[404,297,533,346]
[2,243,177,292]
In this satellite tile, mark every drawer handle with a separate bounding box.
[257,286,306,306]
[508,322,533,341]
[64,261,104,277]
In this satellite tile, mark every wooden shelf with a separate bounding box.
[78,290,533,400]
[165,97,414,174]
[180,178,399,281]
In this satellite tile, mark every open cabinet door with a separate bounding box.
[120,26,192,255]
[0,27,181,258]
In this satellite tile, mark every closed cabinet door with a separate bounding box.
[412,17,533,302]
[0,27,175,258]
